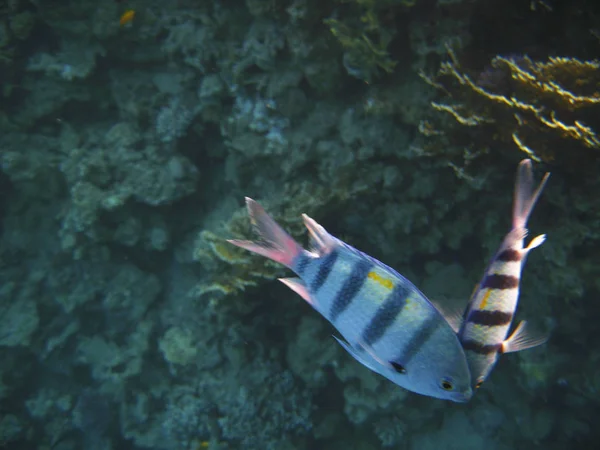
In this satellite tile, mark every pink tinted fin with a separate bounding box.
[278,277,315,307]
[227,197,305,269]
[501,320,549,353]
[513,159,550,230]
[301,214,335,255]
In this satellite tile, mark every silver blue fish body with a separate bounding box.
[229,198,472,402]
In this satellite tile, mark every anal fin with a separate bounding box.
[278,277,316,307]
[502,320,549,353]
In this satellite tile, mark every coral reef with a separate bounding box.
[1,0,600,449]
[419,48,600,171]
[192,180,368,302]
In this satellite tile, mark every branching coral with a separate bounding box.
[324,0,417,82]
[324,17,397,82]
[418,47,600,171]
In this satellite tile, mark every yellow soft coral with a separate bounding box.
[419,48,600,170]
[323,0,416,82]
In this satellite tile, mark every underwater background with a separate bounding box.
[1,0,599,448]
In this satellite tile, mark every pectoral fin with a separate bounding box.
[430,297,465,333]
[333,336,381,373]
[501,320,549,353]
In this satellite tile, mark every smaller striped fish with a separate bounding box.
[229,198,472,402]
[458,159,551,390]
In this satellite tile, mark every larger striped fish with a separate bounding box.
[458,159,550,391]
[228,198,472,402]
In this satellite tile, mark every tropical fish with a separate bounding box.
[119,10,135,27]
[458,159,550,390]
[228,198,472,402]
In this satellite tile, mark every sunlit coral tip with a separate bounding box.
[119,10,135,26]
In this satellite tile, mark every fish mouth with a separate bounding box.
[453,389,473,403]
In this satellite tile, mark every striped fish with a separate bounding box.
[458,159,550,390]
[228,197,472,402]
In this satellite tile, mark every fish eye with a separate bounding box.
[440,379,454,391]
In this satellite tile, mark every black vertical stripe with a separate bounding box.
[361,283,410,346]
[496,249,523,262]
[329,259,372,322]
[467,309,513,326]
[310,250,339,292]
[462,340,502,355]
[392,315,440,367]
[294,253,310,276]
[481,274,519,290]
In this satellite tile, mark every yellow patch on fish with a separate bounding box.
[404,294,416,310]
[367,271,394,290]
[479,289,492,309]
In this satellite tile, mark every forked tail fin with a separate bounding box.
[513,159,550,230]
[227,197,306,269]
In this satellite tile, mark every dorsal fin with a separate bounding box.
[302,214,335,255]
